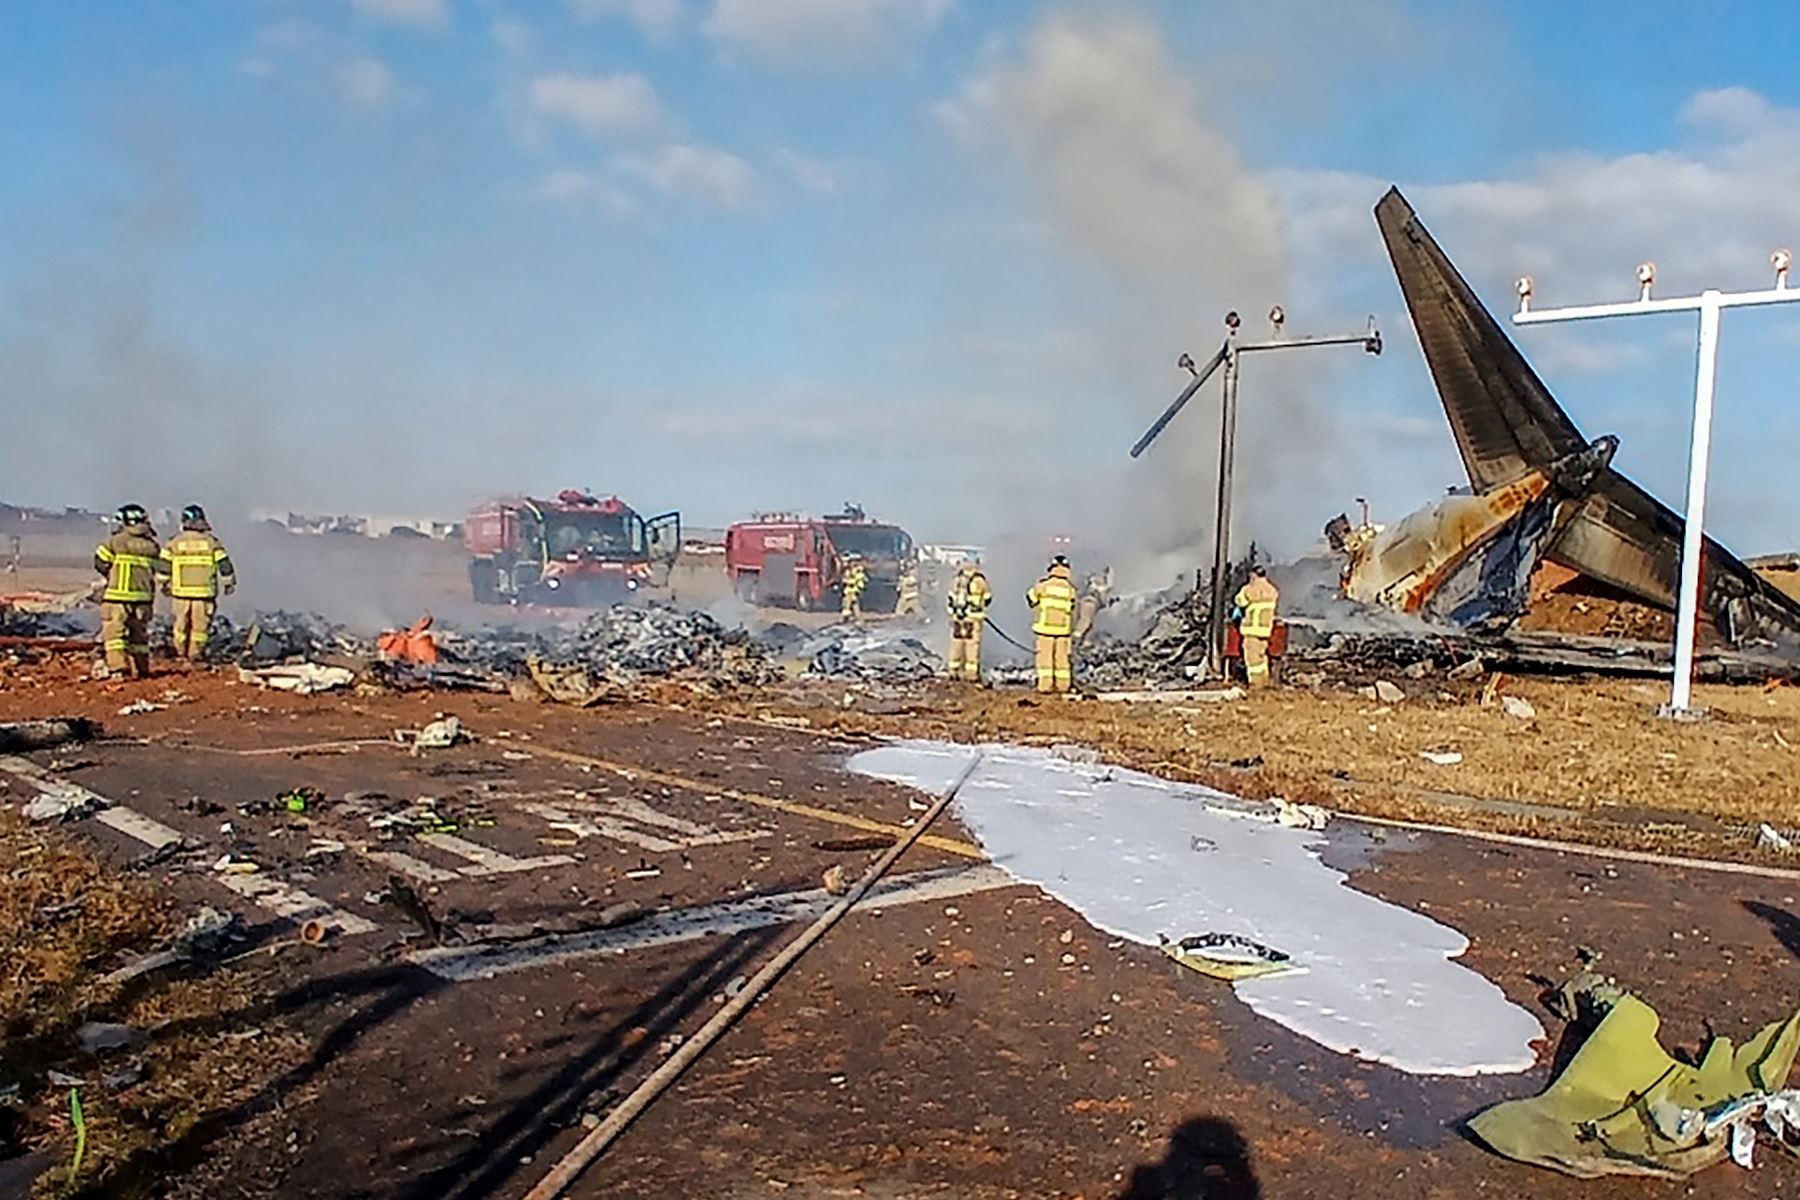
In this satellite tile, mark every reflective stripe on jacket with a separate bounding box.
[95,527,161,603]
[950,571,991,618]
[1235,577,1279,639]
[161,531,232,599]
[1028,570,1078,636]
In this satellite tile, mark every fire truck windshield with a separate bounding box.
[545,513,643,559]
[826,525,910,559]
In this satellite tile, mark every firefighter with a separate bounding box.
[1234,564,1280,688]
[895,562,922,618]
[1073,565,1114,643]
[161,504,236,661]
[840,555,868,622]
[94,503,161,679]
[946,560,991,682]
[1026,555,1079,695]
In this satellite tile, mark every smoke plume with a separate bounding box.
[942,11,1355,594]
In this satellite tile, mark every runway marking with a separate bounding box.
[414,832,575,876]
[409,864,1018,981]
[96,807,183,849]
[520,796,768,854]
[0,755,378,936]
[360,846,461,883]
[526,746,987,861]
[216,873,378,935]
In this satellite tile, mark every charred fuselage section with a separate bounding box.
[1327,436,1616,630]
[1339,189,1800,646]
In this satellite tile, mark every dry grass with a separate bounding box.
[0,809,305,1198]
[730,673,1800,864]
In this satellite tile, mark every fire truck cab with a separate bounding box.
[724,506,914,612]
[465,490,680,606]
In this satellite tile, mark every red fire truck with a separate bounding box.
[464,490,680,606]
[724,506,914,612]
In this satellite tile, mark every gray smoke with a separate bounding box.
[943,10,1356,591]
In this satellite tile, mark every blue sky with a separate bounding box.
[7,0,1800,571]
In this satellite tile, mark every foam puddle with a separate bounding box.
[847,740,1543,1076]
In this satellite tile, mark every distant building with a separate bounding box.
[248,509,457,539]
[919,543,984,567]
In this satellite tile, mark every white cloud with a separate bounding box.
[619,144,757,211]
[351,0,450,30]
[772,147,842,196]
[703,0,952,69]
[530,72,675,140]
[340,56,398,107]
[491,17,534,57]
[1273,86,1800,313]
[568,0,685,41]
[1525,333,1651,377]
[240,22,401,110]
[537,169,637,216]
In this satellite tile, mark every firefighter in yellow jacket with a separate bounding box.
[840,555,868,622]
[94,503,161,678]
[895,562,922,618]
[161,504,236,661]
[1234,565,1280,688]
[1027,555,1079,694]
[946,561,991,682]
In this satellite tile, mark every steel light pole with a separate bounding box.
[1134,307,1382,675]
[1512,250,1800,716]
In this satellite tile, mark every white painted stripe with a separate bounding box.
[520,803,683,852]
[216,873,378,935]
[95,807,183,849]
[362,847,462,883]
[410,864,1018,981]
[1,755,114,814]
[1,755,378,937]
[417,832,575,876]
[0,755,55,780]
[522,800,766,852]
[683,828,767,847]
[602,795,715,837]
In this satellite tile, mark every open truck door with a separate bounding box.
[645,511,681,587]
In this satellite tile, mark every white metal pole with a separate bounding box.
[1668,291,1723,715]
[1515,271,1800,717]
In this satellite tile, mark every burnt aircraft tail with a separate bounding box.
[1375,186,1800,643]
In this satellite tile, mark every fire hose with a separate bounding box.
[520,754,982,1199]
[980,615,1035,655]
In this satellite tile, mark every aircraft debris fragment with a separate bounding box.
[1344,188,1800,647]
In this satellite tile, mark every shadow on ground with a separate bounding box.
[387,925,783,1200]
[69,959,448,1199]
[1745,900,1800,960]
[1115,1116,1260,1200]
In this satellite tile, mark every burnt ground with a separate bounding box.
[5,663,1800,1198]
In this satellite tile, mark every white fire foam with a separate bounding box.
[847,740,1542,1076]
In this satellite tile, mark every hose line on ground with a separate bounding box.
[980,616,1035,655]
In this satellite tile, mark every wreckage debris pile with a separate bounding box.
[0,605,93,640]
[474,604,781,689]
[198,611,376,665]
[804,626,939,684]
[177,605,778,695]
[1076,591,1214,690]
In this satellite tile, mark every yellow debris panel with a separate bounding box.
[1470,995,1800,1178]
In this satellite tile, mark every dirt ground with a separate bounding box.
[722,672,1800,865]
[6,645,1800,1198]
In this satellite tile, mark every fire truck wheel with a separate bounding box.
[469,561,501,604]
